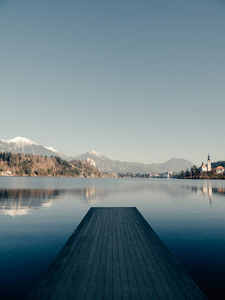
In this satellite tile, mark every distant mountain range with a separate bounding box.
[0,137,194,174]
[73,151,193,174]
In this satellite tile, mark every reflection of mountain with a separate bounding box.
[3,206,30,216]
[0,189,59,217]
[1,181,225,216]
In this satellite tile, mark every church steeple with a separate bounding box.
[207,154,211,172]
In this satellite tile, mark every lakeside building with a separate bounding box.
[215,166,225,174]
[200,155,211,172]
[200,163,207,172]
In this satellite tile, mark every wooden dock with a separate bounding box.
[28,207,206,299]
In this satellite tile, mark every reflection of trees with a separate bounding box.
[0,189,60,217]
[1,184,176,216]
[0,189,60,200]
[1,181,225,216]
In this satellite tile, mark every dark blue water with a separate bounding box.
[0,177,225,299]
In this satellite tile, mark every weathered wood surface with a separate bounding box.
[28,207,206,299]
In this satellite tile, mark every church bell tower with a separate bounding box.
[207,154,211,172]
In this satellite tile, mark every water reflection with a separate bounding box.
[179,181,225,206]
[1,181,225,217]
[0,188,101,216]
[0,178,225,299]
[0,189,59,216]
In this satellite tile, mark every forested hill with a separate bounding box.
[211,161,225,168]
[0,152,103,177]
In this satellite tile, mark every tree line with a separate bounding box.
[0,152,102,177]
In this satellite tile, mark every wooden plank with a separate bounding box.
[28,208,96,300]
[126,208,180,299]
[50,209,98,299]
[70,206,104,299]
[124,207,171,299]
[121,208,158,299]
[104,208,113,299]
[52,208,102,299]
[132,208,204,299]
[118,208,140,299]
[112,208,122,300]
[28,207,207,300]
[120,208,149,299]
[83,207,107,299]
[114,208,130,300]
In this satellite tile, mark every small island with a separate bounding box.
[179,155,225,180]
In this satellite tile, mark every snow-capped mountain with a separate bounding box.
[0,136,65,158]
[44,146,66,158]
[1,137,38,149]
[45,146,58,153]
[73,150,108,161]
[0,137,194,173]
[72,152,193,173]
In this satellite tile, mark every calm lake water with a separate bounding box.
[0,177,225,299]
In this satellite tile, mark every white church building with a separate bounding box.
[200,155,211,172]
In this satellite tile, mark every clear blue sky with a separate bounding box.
[0,0,225,165]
